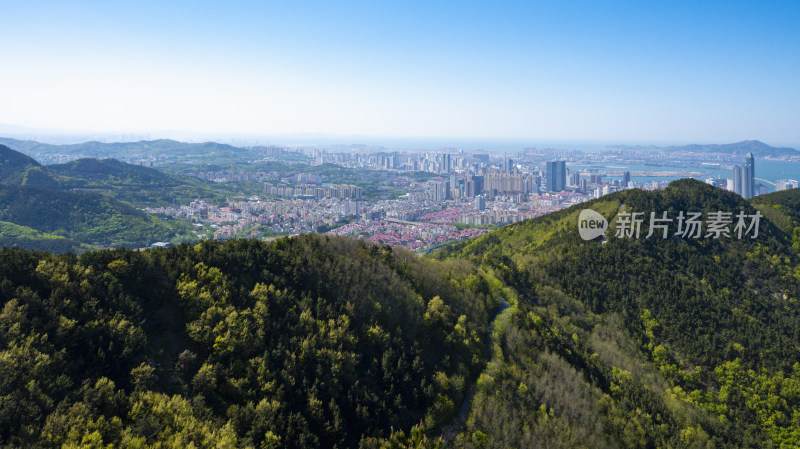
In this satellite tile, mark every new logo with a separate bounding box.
[578,209,608,241]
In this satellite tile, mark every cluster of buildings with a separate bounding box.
[421,159,616,203]
[720,154,796,198]
[777,179,799,190]
[187,170,267,182]
[264,183,363,200]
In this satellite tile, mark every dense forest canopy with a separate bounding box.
[0,179,799,448]
[0,235,501,448]
[436,180,800,448]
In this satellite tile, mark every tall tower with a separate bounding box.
[733,165,744,197]
[744,152,754,198]
[545,161,566,192]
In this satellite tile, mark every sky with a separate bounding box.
[1,1,799,146]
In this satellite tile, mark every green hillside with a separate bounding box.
[0,236,499,448]
[0,184,188,248]
[435,179,800,448]
[2,143,229,207]
[48,157,227,207]
[1,179,799,448]
[0,145,59,188]
[0,144,203,250]
[0,221,87,253]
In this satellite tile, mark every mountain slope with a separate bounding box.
[0,145,201,249]
[0,236,499,448]
[0,220,85,253]
[48,157,226,206]
[0,184,185,248]
[436,179,800,448]
[0,144,59,188]
[1,179,799,447]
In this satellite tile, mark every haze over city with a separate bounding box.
[1,1,799,146]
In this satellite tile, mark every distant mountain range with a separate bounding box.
[605,140,799,157]
[4,135,798,159]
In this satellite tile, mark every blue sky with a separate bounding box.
[1,1,799,145]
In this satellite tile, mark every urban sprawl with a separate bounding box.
[142,146,799,253]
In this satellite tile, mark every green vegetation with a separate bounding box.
[0,236,502,448]
[0,184,190,249]
[0,144,206,250]
[1,143,246,208]
[232,225,285,239]
[1,175,799,447]
[435,180,800,448]
[0,145,59,188]
[48,158,231,207]
[448,222,498,231]
[0,221,88,253]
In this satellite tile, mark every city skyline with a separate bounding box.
[1,1,799,145]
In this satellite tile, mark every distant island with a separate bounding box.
[604,140,799,158]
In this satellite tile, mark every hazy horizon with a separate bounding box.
[2,124,799,153]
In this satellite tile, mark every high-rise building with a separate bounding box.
[568,172,580,187]
[623,171,631,186]
[744,152,754,198]
[431,180,450,202]
[545,161,566,192]
[733,154,755,198]
[474,194,486,211]
[466,175,484,197]
[441,154,452,173]
[346,200,360,217]
[579,178,588,193]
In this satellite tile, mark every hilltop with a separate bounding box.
[435,179,800,448]
[48,157,227,206]
[0,144,194,250]
[0,144,59,188]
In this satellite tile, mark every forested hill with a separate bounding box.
[0,144,59,188]
[47,157,226,206]
[0,144,40,182]
[0,144,200,251]
[0,144,223,207]
[435,179,800,448]
[1,179,800,448]
[0,236,501,448]
[0,184,182,249]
